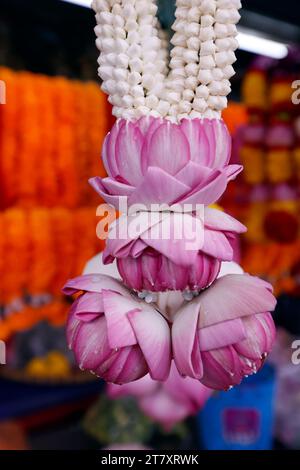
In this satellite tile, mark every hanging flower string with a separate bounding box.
[63,0,277,392]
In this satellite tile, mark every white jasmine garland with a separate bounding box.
[92,0,241,121]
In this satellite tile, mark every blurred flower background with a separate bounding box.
[0,0,300,451]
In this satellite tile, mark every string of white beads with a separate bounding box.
[92,0,241,122]
[92,0,169,119]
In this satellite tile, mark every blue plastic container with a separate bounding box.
[198,365,276,450]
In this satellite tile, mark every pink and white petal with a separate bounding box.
[204,118,231,168]
[259,312,276,351]
[88,177,124,209]
[62,274,129,297]
[130,239,148,258]
[201,346,243,390]
[73,316,111,371]
[218,261,244,277]
[141,118,165,174]
[117,258,143,291]
[141,253,161,290]
[180,118,207,163]
[66,302,82,349]
[101,177,134,196]
[74,292,104,322]
[115,346,149,384]
[115,121,144,185]
[128,167,190,207]
[158,257,189,291]
[224,164,243,181]
[102,290,139,348]
[235,313,275,360]
[179,172,227,205]
[102,122,121,178]
[198,274,277,328]
[139,389,190,431]
[127,307,171,381]
[145,121,190,175]
[204,207,247,233]
[136,115,161,136]
[98,347,133,383]
[172,300,203,379]
[202,229,234,261]
[199,318,246,351]
[104,213,158,259]
[143,214,204,267]
[175,161,214,188]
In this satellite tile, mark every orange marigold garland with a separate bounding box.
[85,82,110,205]
[36,75,59,206]
[54,77,79,209]
[50,208,74,295]
[28,208,56,296]
[17,72,41,206]
[0,68,20,207]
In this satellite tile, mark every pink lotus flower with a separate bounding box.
[63,274,171,384]
[103,207,246,292]
[172,274,277,390]
[108,362,212,431]
[90,117,242,209]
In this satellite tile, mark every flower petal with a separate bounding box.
[74,292,104,322]
[224,164,243,181]
[201,346,243,390]
[102,290,139,348]
[144,121,190,175]
[127,307,171,381]
[62,274,129,297]
[204,207,247,233]
[88,177,123,208]
[172,301,203,379]
[142,213,204,267]
[202,229,234,260]
[199,318,246,351]
[102,122,121,178]
[115,346,148,384]
[175,161,217,188]
[235,312,275,360]
[115,121,144,185]
[198,274,277,328]
[128,167,190,207]
[179,171,228,205]
[72,315,111,371]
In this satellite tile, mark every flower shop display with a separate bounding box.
[0,70,112,380]
[0,68,111,209]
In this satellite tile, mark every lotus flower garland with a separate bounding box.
[90,117,242,209]
[63,0,277,394]
[63,269,276,390]
[91,117,245,292]
[172,274,276,390]
[63,274,171,384]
